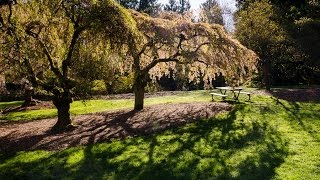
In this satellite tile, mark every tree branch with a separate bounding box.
[143,57,183,73]
[40,42,62,78]
[62,26,83,77]
[22,57,38,86]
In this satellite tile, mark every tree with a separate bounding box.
[177,0,191,14]
[117,0,139,9]
[235,0,320,87]
[199,0,224,26]
[0,0,139,132]
[164,0,179,12]
[164,0,190,14]
[127,11,257,110]
[138,0,160,15]
[235,0,286,89]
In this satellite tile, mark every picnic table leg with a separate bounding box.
[219,89,227,95]
[233,90,241,100]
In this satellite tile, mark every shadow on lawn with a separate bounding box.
[0,105,289,179]
[269,88,320,102]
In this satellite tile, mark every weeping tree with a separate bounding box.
[125,11,257,110]
[0,0,139,131]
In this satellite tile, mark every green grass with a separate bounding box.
[0,101,23,110]
[0,91,216,121]
[1,91,320,179]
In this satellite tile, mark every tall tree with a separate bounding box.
[116,0,139,10]
[199,0,224,25]
[138,0,160,15]
[128,11,257,110]
[164,0,179,12]
[0,0,140,132]
[235,0,320,87]
[178,0,190,14]
[164,0,190,14]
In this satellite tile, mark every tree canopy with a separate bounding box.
[0,0,141,131]
[126,10,257,110]
[235,0,320,87]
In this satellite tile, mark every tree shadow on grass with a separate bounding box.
[269,88,320,103]
[0,104,289,179]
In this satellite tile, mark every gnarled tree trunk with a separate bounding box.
[52,94,73,132]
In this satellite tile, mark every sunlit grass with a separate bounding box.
[0,101,23,110]
[0,90,225,121]
[1,91,320,179]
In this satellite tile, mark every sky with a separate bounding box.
[158,0,238,31]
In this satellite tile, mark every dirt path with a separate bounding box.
[0,102,231,153]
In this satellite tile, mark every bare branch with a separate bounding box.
[22,58,38,86]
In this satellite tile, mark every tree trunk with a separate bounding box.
[134,83,145,111]
[133,71,147,111]
[22,88,37,107]
[52,96,73,132]
[263,59,271,91]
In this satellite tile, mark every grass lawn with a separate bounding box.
[0,91,212,121]
[1,90,320,179]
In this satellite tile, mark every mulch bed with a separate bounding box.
[0,102,232,153]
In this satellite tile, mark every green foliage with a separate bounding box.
[91,80,107,95]
[113,73,134,94]
[1,94,320,178]
[0,101,23,110]
[235,0,320,86]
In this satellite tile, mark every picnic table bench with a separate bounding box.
[210,92,228,101]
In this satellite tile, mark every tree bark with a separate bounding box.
[22,88,37,107]
[52,95,73,132]
[133,71,147,111]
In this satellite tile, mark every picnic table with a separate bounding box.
[210,86,251,101]
[216,86,243,100]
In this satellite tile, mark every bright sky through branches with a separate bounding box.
[158,0,237,32]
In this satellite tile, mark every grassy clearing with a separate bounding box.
[0,91,320,179]
[0,91,216,121]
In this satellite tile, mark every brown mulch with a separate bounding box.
[0,102,232,153]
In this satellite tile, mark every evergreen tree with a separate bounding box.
[138,0,161,15]
[178,0,191,14]
[163,0,190,14]
[117,0,139,9]
[199,0,224,25]
[164,0,179,12]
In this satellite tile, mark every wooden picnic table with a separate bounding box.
[215,86,243,100]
